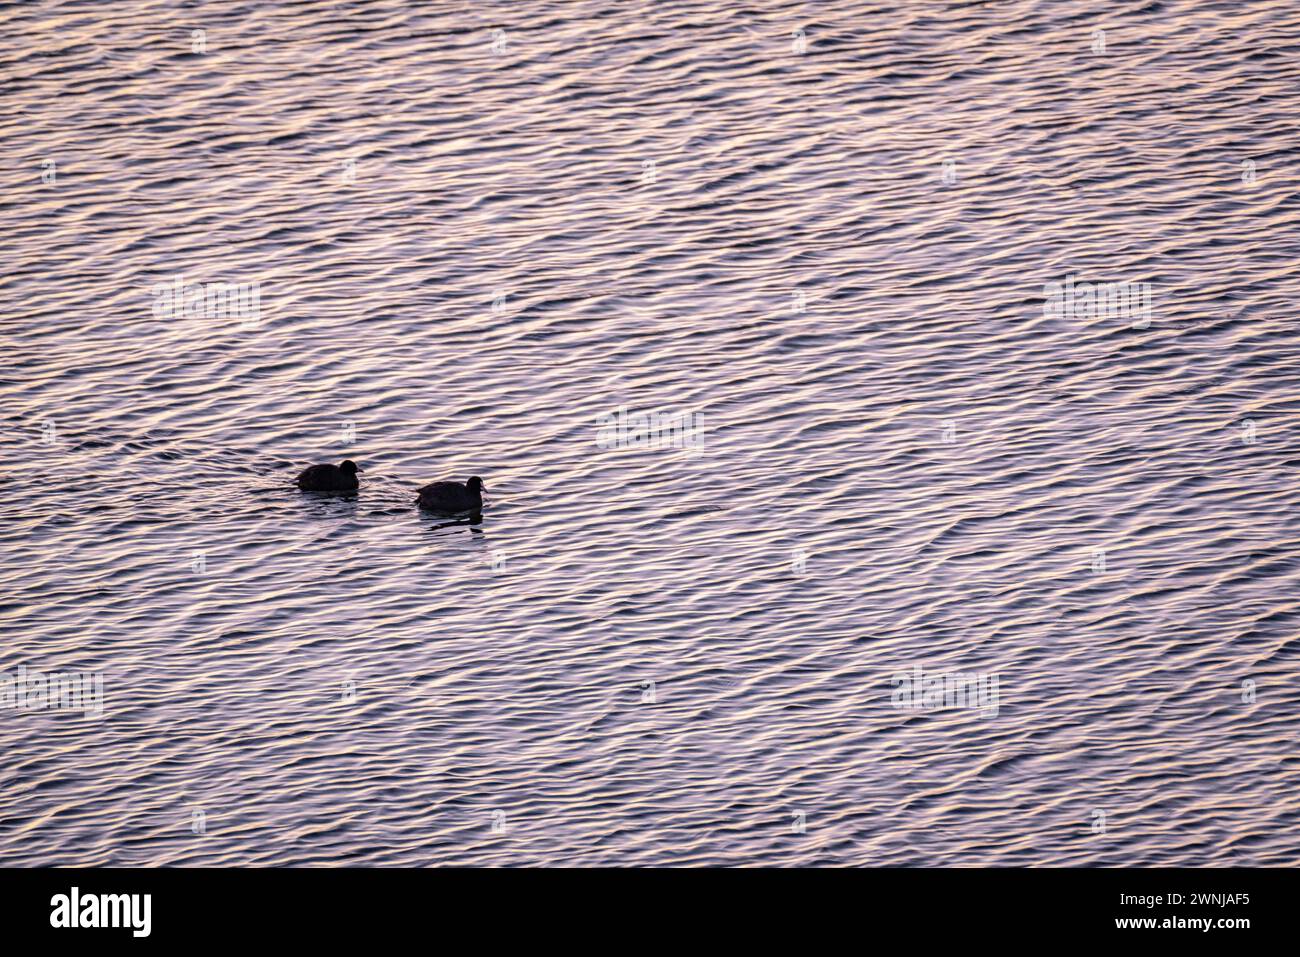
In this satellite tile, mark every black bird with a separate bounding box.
[295,460,362,491]
[415,476,483,512]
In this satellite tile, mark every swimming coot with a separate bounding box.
[295,460,362,491]
[415,476,483,512]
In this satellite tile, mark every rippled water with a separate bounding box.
[3,0,1300,866]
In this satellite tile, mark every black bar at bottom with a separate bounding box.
[0,867,1284,945]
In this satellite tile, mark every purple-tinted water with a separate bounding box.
[2,0,1299,865]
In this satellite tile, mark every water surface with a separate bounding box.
[2,0,1300,865]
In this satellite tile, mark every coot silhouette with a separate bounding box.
[296,460,362,491]
[415,476,483,512]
